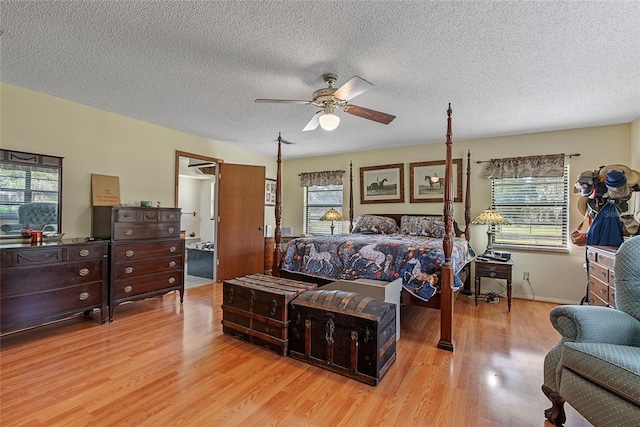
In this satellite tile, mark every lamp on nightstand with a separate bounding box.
[472,208,510,257]
[320,208,343,235]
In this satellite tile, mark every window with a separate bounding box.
[0,150,62,236]
[305,184,343,235]
[491,166,569,250]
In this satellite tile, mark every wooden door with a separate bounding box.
[216,163,266,281]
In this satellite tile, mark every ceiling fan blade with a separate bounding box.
[333,76,373,102]
[344,105,396,125]
[255,99,311,104]
[274,138,295,144]
[302,111,322,131]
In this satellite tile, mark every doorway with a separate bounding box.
[175,150,221,284]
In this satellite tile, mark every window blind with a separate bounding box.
[491,166,569,249]
[305,184,343,235]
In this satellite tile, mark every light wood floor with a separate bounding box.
[1,284,591,427]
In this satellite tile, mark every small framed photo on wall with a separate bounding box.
[360,163,404,204]
[265,178,277,206]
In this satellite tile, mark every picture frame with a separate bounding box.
[360,163,404,204]
[409,158,463,203]
[265,178,277,206]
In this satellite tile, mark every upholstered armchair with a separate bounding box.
[0,202,58,234]
[542,236,640,426]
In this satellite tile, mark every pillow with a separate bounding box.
[400,215,447,238]
[352,215,399,234]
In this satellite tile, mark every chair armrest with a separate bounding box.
[42,223,58,233]
[550,305,640,346]
[0,223,23,233]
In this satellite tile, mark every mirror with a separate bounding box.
[0,149,63,238]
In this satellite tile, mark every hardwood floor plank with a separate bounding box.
[1,283,592,426]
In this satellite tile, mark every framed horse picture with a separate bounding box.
[409,159,462,203]
[360,163,404,204]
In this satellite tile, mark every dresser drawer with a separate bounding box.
[10,247,65,267]
[588,290,608,307]
[115,209,139,222]
[112,240,184,262]
[114,271,183,299]
[113,255,183,280]
[476,263,511,278]
[597,253,615,269]
[67,243,108,261]
[112,222,180,240]
[1,282,103,330]
[589,278,610,304]
[140,209,161,222]
[589,262,609,283]
[1,260,105,297]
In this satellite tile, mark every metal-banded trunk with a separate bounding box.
[221,274,317,355]
[289,289,396,385]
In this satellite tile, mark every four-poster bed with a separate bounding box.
[271,105,472,351]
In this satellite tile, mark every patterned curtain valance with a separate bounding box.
[299,170,344,187]
[481,153,565,179]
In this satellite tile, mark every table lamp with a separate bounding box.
[320,208,343,235]
[472,208,510,256]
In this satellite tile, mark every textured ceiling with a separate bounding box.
[1,1,639,159]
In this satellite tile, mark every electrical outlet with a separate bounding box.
[523,272,530,281]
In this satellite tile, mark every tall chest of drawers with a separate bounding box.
[92,206,185,321]
[586,245,617,308]
[0,240,108,334]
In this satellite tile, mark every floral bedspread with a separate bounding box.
[282,233,476,302]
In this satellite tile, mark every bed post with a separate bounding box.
[465,149,471,241]
[349,161,354,232]
[438,104,455,352]
[272,133,283,277]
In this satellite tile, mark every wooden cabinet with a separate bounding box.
[0,240,108,334]
[586,245,617,308]
[92,206,184,321]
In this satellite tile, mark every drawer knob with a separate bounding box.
[601,271,607,278]
[79,249,90,257]
[124,285,133,293]
[489,272,496,278]
[168,277,176,284]
[125,267,133,274]
[489,266,497,271]
[124,229,134,236]
[169,261,176,268]
[167,214,175,220]
[125,250,134,257]
[169,246,176,253]
[167,227,175,234]
[79,268,89,276]
[78,291,89,301]
[123,213,132,218]
[600,287,607,294]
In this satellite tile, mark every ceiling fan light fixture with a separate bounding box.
[319,111,340,131]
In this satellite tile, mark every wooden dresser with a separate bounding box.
[92,206,185,321]
[0,240,108,334]
[586,245,618,308]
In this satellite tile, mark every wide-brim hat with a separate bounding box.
[599,164,639,187]
[577,196,591,216]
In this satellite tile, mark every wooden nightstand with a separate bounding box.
[474,258,514,312]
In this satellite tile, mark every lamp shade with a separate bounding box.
[472,209,510,225]
[320,208,343,222]
[319,112,340,131]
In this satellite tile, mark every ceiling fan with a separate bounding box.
[255,73,396,132]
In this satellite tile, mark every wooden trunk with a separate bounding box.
[289,290,396,385]
[221,274,317,355]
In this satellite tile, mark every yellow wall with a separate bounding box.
[0,83,277,237]
[282,122,633,304]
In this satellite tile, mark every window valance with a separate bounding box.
[481,153,565,179]
[299,170,344,187]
